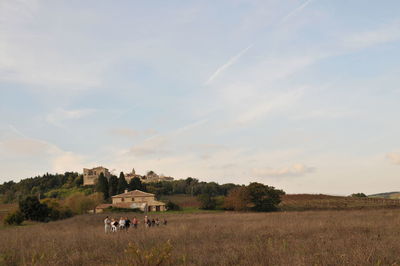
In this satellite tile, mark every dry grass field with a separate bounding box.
[1,209,400,265]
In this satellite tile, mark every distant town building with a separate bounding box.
[83,166,111,186]
[95,189,166,213]
[141,171,174,183]
[83,166,174,186]
[125,168,142,183]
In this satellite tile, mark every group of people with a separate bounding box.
[104,215,167,233]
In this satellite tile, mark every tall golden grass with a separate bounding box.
[1,209,400,265]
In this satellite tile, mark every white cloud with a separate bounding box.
[110,128,140,138]
[386,152,400,165]
[52,152,86,173]
[130,136,169,156]
[0,138,55,156]
[253,163,314,178]
[0,127,88,175]
[291,108,359,120]
[341,21,400,51]
[0,0,107,90]
[46,108,96,127]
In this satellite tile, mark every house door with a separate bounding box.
[156,206,160,212]
[148,206,152,212]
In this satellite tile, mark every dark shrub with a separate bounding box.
[166,201,181,211]
[198,194,217,210]
[19,196,50,222]
[351,193,367,198]
[4,210,24,225]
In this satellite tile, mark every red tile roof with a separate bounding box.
[111,189,154,198]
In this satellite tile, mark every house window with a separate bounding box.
[132,198,135,201]
[121,198,124,202]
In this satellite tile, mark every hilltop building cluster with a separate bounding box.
[83,166,174,186]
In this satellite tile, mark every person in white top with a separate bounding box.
[119,217,126,230]
[104,216,111,234]
[111,218,118,232]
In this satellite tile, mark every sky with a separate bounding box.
[1,0,400,195]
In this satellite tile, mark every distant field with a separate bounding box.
[1,209,400,265]
[160,194,200,208]
[369,191,400,199]
[160,194,400,212]
[279,194,400,211]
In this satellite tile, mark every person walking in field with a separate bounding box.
[111,218,118,232]
[155,218,160,226]
[144,215,150,228]
[104,216,111,233]
[163,218,167,226]
[132,217,138,229]
[125,217,131,231]
[119,217,126,231]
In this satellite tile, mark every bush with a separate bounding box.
[223,186,252,211]
[198,194,217,210]
[165,201,181,211]
[65,192,103,214]
[224,183,285,212]
[351,193,367,198]
[247,183,285,212]
[4,210,24,225]
[41,198,73,221]
[19,196,50,222]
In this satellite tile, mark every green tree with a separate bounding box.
[351,193,367,198]
[198,193,217,210]
[117,172,128,194]
[19,196,50,222]
[247,182,285,212]
[108,175,119,196]
[96,173,109,200]
[74,175,83,187]
[165,201,181,211]
[128,177,143,191]
[223,186,252,211]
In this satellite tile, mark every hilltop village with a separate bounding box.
[83,166,174,186]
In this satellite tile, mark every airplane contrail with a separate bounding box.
[205,44,252,85]
[280,0,313,24]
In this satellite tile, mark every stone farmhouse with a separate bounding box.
[83,166,111,186]
[95,189,166,213]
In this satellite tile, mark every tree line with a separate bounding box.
[1,171,286,219]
